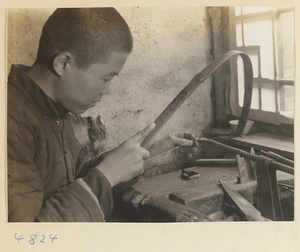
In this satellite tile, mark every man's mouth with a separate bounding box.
[96,96,102,102]
[86,96,102,109]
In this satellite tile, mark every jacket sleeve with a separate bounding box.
[7,114,113,222]
[36,170,113,222]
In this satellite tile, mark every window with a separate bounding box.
[229,6,294,125]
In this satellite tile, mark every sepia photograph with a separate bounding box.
[1,2,299,251]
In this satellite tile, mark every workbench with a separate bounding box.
[111,132,294,222]
[111,163,293,222]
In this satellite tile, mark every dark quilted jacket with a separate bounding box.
[7,64,113,222]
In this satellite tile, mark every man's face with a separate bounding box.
[55,51,129,114]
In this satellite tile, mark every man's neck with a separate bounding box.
[28,61,57,102]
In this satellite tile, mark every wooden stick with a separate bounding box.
[141,50,253,149]
[182,159,237,167]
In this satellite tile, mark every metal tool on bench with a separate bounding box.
[260,150,294,167]
[219,180,268,221]
[200,138,294,175]
[203,138,293,221]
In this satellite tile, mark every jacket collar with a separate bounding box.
[8,64,68,118]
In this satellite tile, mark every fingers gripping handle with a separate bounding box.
[133,123,156,143]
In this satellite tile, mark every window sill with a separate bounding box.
[230,132,294,160]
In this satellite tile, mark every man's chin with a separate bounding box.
[68,102,99,114]
[88,102,97,109]
[70,107,89,115]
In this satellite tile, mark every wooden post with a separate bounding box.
[236,154,256,184]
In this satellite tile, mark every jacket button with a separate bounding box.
[63,150,67,155]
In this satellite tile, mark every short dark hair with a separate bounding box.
[37,8,133,69]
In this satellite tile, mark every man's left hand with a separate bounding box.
[144,132,202,169]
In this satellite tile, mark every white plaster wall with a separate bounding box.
[7,7,213,149]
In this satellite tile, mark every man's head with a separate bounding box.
[32,8,132,114]
[37,8,133,69]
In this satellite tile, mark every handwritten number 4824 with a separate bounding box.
[14,233,58,245]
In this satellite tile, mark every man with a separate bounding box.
[7,8,200,222]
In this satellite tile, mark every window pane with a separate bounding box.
[235,7,241,16]
[243,19,274,79]
[261,82,276,112]
[251,82,260,109]
[277,11,294,80]
[242,6,272,14]
[236,22,243,46]
[237,56,244,107]
[239,81,260,109]
[280,85,294,113]
[247,50,259,78]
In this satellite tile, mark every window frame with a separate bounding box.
[228,6,294,126]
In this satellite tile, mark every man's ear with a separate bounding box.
[52,52,72,76]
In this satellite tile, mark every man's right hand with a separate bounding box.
[95,123,156,187]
